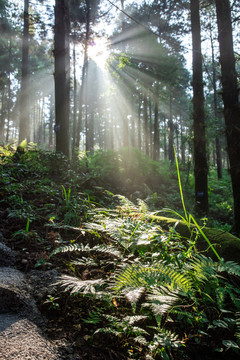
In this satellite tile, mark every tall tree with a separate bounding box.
[19,0,30,143]
[209,25,222,179]
[54,0,70,157]
[153,85,159,161]
[190,0,208,214]
[215,0,240,234]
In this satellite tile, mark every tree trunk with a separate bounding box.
[0,88,5,142]
[71,37,78,156]
[49,94,54,150]
[153,95,159,161]
[190,0,208,214]
[215,0,240,234]
[76,52,88,152]
[54,0,70,157]
[168,93,174,162]
[19,0,30,144]
[143,94,149,155]
[180,113,185,163]
[210,26,222,179]
[137,94,142,151]
[163,115,167,160]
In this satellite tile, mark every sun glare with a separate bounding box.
[88,37,110,70]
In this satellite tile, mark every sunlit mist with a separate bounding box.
[88,37,110,70]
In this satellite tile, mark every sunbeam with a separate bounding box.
[88,37,110,70]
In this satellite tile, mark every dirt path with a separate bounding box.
[0,242,74,359]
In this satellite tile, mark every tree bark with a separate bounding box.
[210,26,222,179]
[168,93,174,163]
[54,0,70,157]
[190,0,208,214]
[143,94,149,156]
[19,0,30,144]
[153,97,159,161]
[137,94,142,151]
[71,37,78,156]
[0,88,5,142]
[215,0,240,234]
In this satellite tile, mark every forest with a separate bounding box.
[1,0,240,359]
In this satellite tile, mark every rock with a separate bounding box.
[27,269,60,303]
[0,231,5,241]
[0,267,39,320]
[0,241,17,266]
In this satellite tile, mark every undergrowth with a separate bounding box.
[0,144,237,359]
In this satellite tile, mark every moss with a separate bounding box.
[144,214,240,262]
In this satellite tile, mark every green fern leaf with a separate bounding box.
[57,275,104,294]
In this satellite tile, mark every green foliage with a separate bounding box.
[43,295,60,310]
[1,146,239,359]
[51,191,240,358]
[79,148,171,195]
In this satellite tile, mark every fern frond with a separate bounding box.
[153,329,181,347]
[146,288,179,317]
[91,244,123,259]
[114,194,136,211]
[56,275,104,294]
[137,199,149,213]
[189,254,217,283]
[124,287,145,306]
[94,327,120,337]
[235,312,240,345]
[134,335,148,345]
[217,260,240,277]
[111,262,192,293]
[49,243,90,257]
[123,315,148,326]
[50,243,122,260]
[72,257,99,267]
[148,327,184,355]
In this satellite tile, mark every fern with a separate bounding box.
[188,254,217,284]
[217,260,240,277]
[124,287,145,308]
[137,198,149,213]
[94,314,148,338]
[56,275,105,294]
[111,262,192,294]
[145,288,179,318]
[148,328,184,359]
[72,257,99,267]
[49,243,122,259]
[235,312,240,345]
[114,194,137,212]
[49,243,90,257]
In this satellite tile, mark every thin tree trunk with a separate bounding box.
[210,26,222,179]
[143,94,149,155]
[190,0,208,214]
[149,101,153,157]
[54,0,70,157]
[180,113,185,163]
[72,36,78,156]
[153,94,159,161]
[137,94,142,151]
[49,94,54,150]
[168,93,174,162]
[76,53,88,152]
[163,116,167,160]
[0,88,5,142]
[19,0,30,144]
